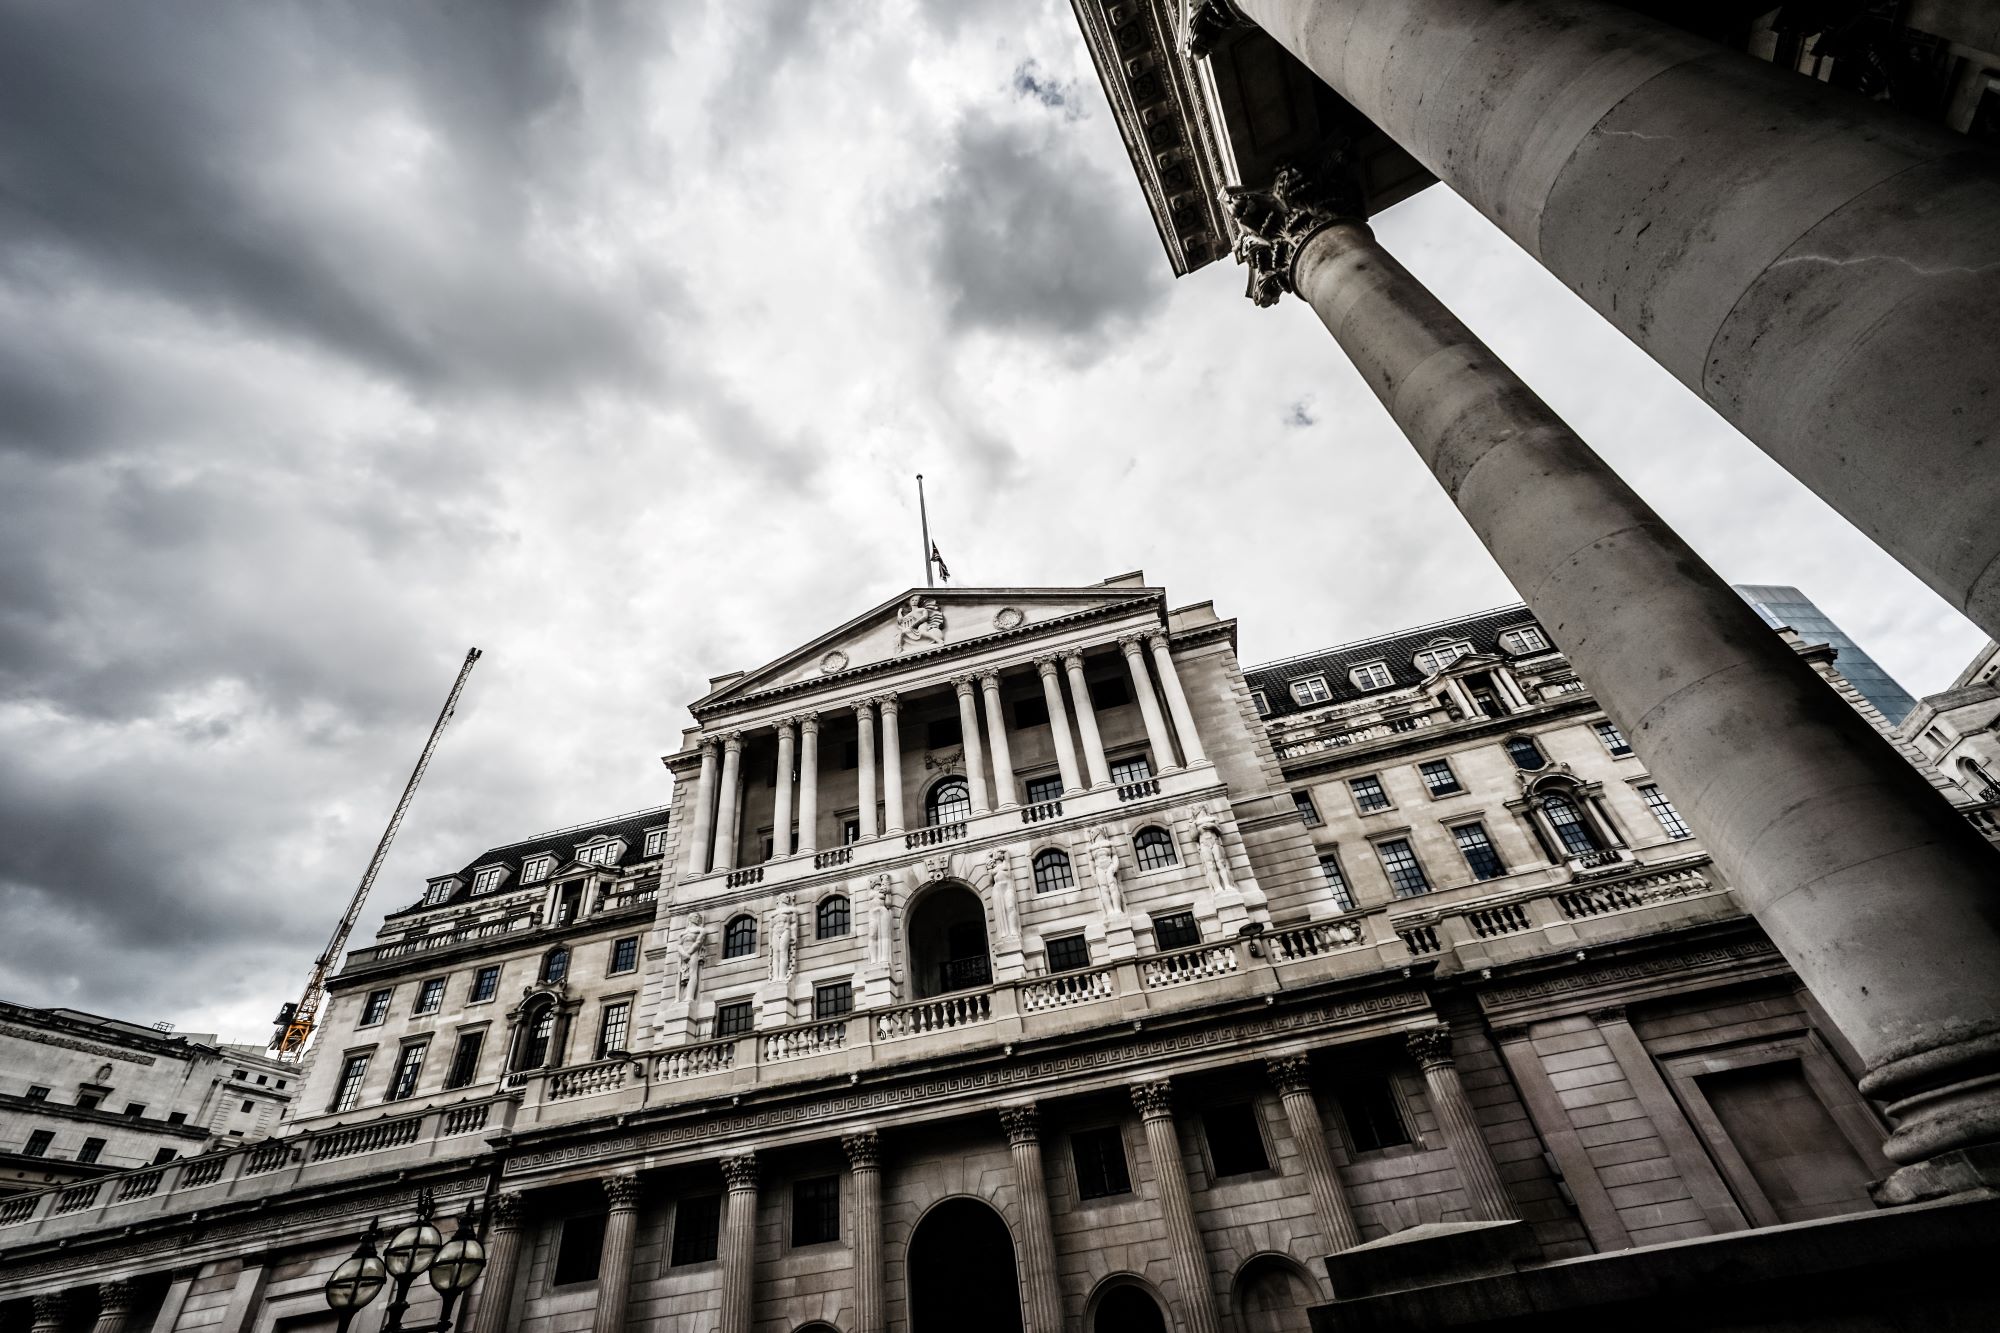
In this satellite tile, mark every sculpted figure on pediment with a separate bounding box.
[674,912,708,1001]
[895,595,947,654]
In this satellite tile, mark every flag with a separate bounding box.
[930,542,951,583]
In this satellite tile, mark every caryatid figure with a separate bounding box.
[674,912,708,1003]
[866,872,897,969]
[1088,827,1125,916]
[769,893,799,982]
[986,847,1020,940]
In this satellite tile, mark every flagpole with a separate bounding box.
[917,473,934,588]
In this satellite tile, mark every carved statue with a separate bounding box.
[1194,805,1236,899]
[674,912,708,1001]
[894,594,947,654]
[1219,148,1364,308]
[986,847,1020,940]
[768,893,799,982]
[1088,827,1125,916]
[866,872,898,969]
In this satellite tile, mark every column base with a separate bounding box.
[1873,1145,2000,1207]
[1858,1023,2000,1166]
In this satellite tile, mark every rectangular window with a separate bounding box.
[1317,854,1356,912]
[470,966,501,1003]
[1109,755,1153,785]
[813,980,854,1020]
[1415,644,1470,674]
[522,854,554,884]
[240,1100,254,1113]
[644,828,667,857]
[1376,839,1432,897]
[1594,720,1633,756]
[1025,774,1063,805]
[553,1213,607,1285]
[1088,676,1132,710]
[1250,689,1270,716]
[841,817,862,846]
[1502,626,1549,654]
[1045,934,1092,973]
[444,1031,485,1090]
[471,866,505,895]
[1292,790,1322,827]
[1152,911,1201,951]
[124,1103,146,1119]
[1350,662,1393,691]
[360,988,392,1027]
[167,1111,187,1124]
[1640,784,1693,839]
[1013,695,1049,728]
[413,978,446,1015]
[77,1137,106,1164]
[610,936,639,975]
[1071,1126,1133,1200]
[25,1086,48,1101]
[423,881,454,906]
[389,1044,427,1101]
[671,1194,722,1266]
[331,1054,371,1113]
[714,1001,755,1039]
[76,1091,103,1110]
[596,1002,632,1061]
[23,1129,53,1158]
[1333,1073,1412,1153]
[792,1175,841,1246]
[1202,1102,1272,1177]
[152,1147,178,1165]
[1418,759,1462,796]
[1349,775,1391,812]
[926,718,962,749]
[1290,675,1333,705]
[1452,823,1507,880]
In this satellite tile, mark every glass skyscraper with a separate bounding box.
[1734,584,1919,724]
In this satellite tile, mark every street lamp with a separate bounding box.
[323,1225,388,1333]
[324,1194,487,1333]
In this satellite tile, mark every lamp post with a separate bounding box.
[323,1194,487,1333]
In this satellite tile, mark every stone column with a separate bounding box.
[594,1174,643,1333]
[711,732,744,873]
[1240,186,2000,1199]
[1120,634,1179,774]
[1405,1028,1514,1222]
[844,1131,885,1333]
[1036,656,1085,796]
[879,697,906,834]
[998,1106,1065,1333]
[1264,1056,1361,1253]
[719,1153,759,1333]
[855,700,879,840]
[685,740,719,878]
[953,677,992,815]
[30,1294,66,1333]
[1129,1081,1219,1333]
[91,1281,133,1333]
[469,1191,526,1333]
[1148,633,1206,767]
[797,715,820,854]
[1231,0,2000,638]
[772,720,797,861]
[980,672,1019,808]
[147,1270,199,1333]
[1064,653,1113,789]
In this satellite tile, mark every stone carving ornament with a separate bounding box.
[769,893,799,982]
[1220,148,1364,308]
[987,847,1020,940]
[674,912,708,1001]
[894,594,947,654]
[866,872,898,969]
[1088,827,1125,916]
[993,606,1026,631]
[1193,804,1236,899]
[819,649,850,674]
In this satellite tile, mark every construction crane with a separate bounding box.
[271,647,482,1061]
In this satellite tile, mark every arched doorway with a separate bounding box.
[1093,1282,1168,1333]
[906,882,991,998]
[1233,1255,1317,1333]
[907,1198,1022,1333]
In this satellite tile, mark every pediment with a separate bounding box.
[696,586,1163,711]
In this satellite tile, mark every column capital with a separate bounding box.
[1265,1054,1313,1095]
[842,1129,881,1168]
[719,730,745,753]
[700,736,721,755]
[1062,651,1087,673]
[1405,1026,1455,1069]
[1219,151,1366,308]
[1035,655,1063,678]
[852,697,877,717]
[951,674,979,696]
[998,1103,1040,1145]
[95,1281,133,1316]
[1129,1078,1175,1119]
[877,694,900,716]
[720,1152,759,1190]
[603,1173,644,1210]
[1184,0,1250,60]
[798,712,821,736]
[1147,631,1172,652]
[1117,632,1149,654]
[30,1294,67,1327]
[491,1190,527,1232]
[978,669,1004,690]
[775,717,797,740]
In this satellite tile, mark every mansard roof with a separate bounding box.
[1245,603,1549,719]
[384,805,670,920]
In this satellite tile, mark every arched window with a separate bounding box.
[723,914,757,958]
[1133,827,1177,871]
[1961,757,2000,801]
[816,895,851,939]
[518,1003,556,1070]
[1543,793,1601,856]
[1032,849,1075,894]
[541,946,569,984]
[1505,736,1547,771]
[927,776,972,826]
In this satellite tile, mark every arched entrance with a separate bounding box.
[1233,1256,1317,1333]
[906,882,991,998]
[1093,1282,1168,1333]
[907,1198,1022,1333]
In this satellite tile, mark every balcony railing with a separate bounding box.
[907,822,967,850]
[937,954,994,993]
[1117,778,1161,801]
[1021,799,1064,824]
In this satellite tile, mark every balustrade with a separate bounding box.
[178,1157,227,1188]
[1570,847,1626,871]
[1020,967,1117,1012]
[0,1196,38,1226]
[244,1140,294,1172]
[1398,924,1442,955]
[1268,917,1368,960]
[906,822,966,849]
[441,1103,491,1135]
[658,1038,736,1082]
[116,1169,164,1201]
[1021,799,1064,823]
[1555,868,1714,918]
[310,1115,423,1162]
[1464,902,1534,938]
[548,1060,630,1101]
[1116,777,1161,801]
[1140,943,1238,989]
[726,866,765,888]
[814,846,853,868]
[761,1021,848,1062]
[53,1183,101,1216]
[876,990,993,1041]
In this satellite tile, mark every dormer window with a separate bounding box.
[576,838,624,867]
[470,866,507,896]
[1350,662,1393,691]
[521,854,554,884]
[1501,626,1549,654]
[1250,689,1270,716]
[1290,675,1333,706]
[1414,642,1472,675]
[643,828,667,857]
[422,880,456,907]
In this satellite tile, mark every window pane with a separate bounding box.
[814,981,853,1020]
[1032,850,1075,894]
[611,937,639,974]
[544,948,570,983]
[816,896,851,939]
[1318,855,1356,912]
[471,967,500,1002]
[1109,755,1153,785]
[723,916,757,958]
[1290,676,1332,705]
[671,1194,722,1266]
[1292,791,1321,826]
[1046,934,1092,973]
[1544,794,1600,854]
[1025,775,1063,804]
[390,1044,427,1101]
[1071,1127,1132,1200]
[1376,839,1431,897]
[1452,823,1507,880]
[1418,760,1461,796]
[1506,737,1547,771]
[1641,784,1692,839]
[333,1055,370,1113]
[1349,776,1390,812]
[1152,911,1201,950]
[1202,1102,1271,1177]
[1593,720,1632,755]
[792,1175,841,1246]
[1334,1074,1411,1153]
[553,1214,607,1285]
[597,1002,631,1060]
[926,777,972,826]
[415,979,445,1014]
[1133,827,1177,870]
[715,1001,754,1038]
[445,1032,484,1089]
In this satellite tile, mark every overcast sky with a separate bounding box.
[0,0,1984,1041]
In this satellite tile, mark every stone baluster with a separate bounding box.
[1065,652,1114,789]
[685,739,719,878]
[844,1131,885,1333]
[30,1294,67,1333]
[1120,633,1180,773]
[1036,656,1085,796]
[797,715,820,854]
[1129,1081,1219,1333]
[1265,1056,1361,1253]
[1406,1028,1515,1222]
[594,1175,644,1333]
[855,700,879,840]
[772,720,797,861]
[711,733,744,873]
[980,671,1019,808]
[719,1153,760,1333]
[468,1192,526,1333]
[953,677,992,815]
[90,1281,134,1333]
[879,696,906,834]
[1148,633,1206,766]
[999,1106,1065,1333]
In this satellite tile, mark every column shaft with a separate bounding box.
[1121,635,1179,773]
[880,698,906,834]
[1037,658,1085,796]
[999,1107,1065,1333]
[844,1133,885,1333]
[711,735,744,873]
[1148,634,1206,766]
[1265,1058,1361,1252]
[470,1193,526,1333]
[797,716,820,854]
[1130,1082,1219,1333]
[685,742,719,878]
[1286,217,2000,1184]
[594,1176,643,1333]
[954,679,992,815]
[981,673,1019,808]
[772,722,796,861]
[719,1155,759,1333]
[1064,654,1113,788]
[1407,1029,1514,1222]
[855,701,879,840]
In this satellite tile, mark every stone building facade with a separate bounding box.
[0,575,1959,1333]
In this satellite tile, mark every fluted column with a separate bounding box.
[1265,1056,1361,1253]
[844,1131,885,1333]
[594,1174,643,1333]
[879,698,906,834]
[797,715,821,854]
[711,733,744,873]
[1148,633,1206,767]
[1406,1028,1514,1222]
[953,677,992,815]
[1130,1081,1219,1333]
[468,1191,526,1333]
[980,672,1019,808]
[685,740,719,878]
[89,1281,133,1333]
[772,720,797,861]
[1064,653,1113,789]
[719,1153,759,1333]
[1036,656,1085,796]
[855,700,879,840]
[1120,634,1179,773]
[30,1294,66,1333]
[999,1106,1065,1333]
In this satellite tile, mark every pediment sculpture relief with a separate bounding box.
[894,595,947,654]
